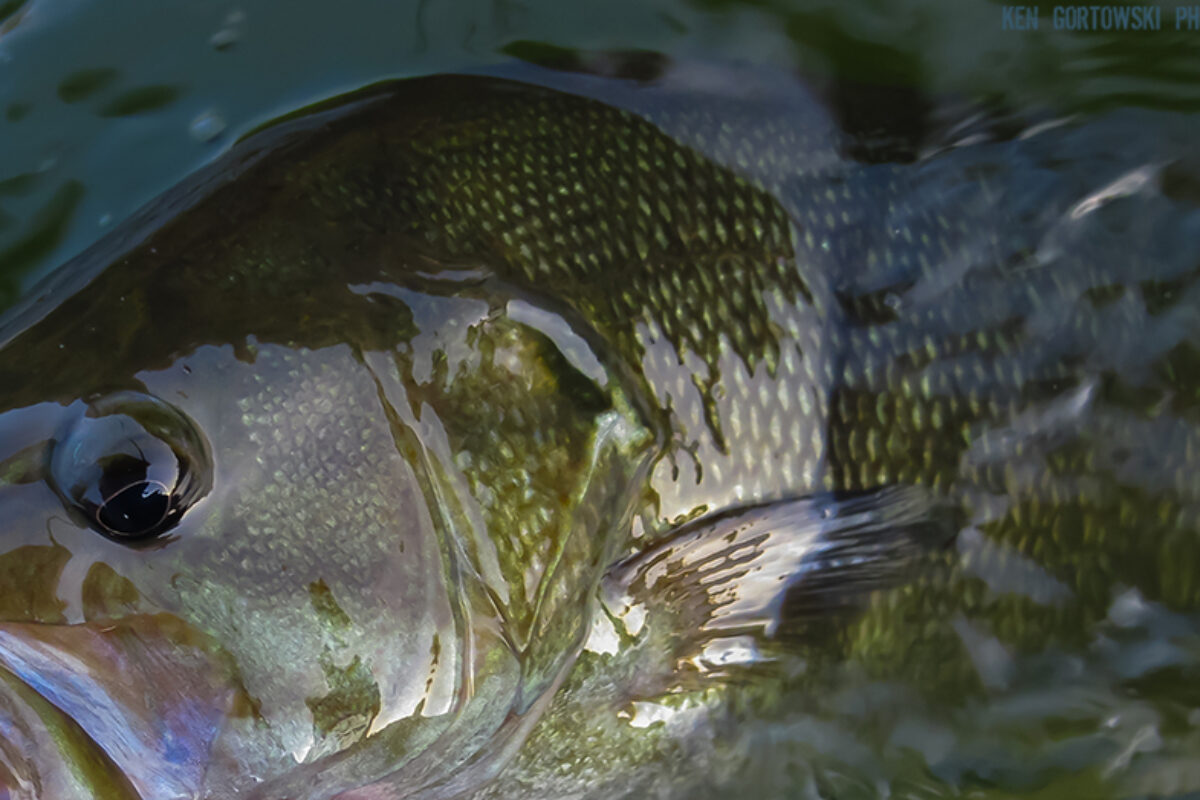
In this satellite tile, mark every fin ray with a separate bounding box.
[601,485,958,679]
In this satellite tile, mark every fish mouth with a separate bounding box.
[0,614,248,799]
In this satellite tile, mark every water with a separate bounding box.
[1,0,1199,307]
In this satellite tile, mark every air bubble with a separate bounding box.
[210,9,245,50]
[189,110,227,143]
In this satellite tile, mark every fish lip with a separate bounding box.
[0,615,244,799]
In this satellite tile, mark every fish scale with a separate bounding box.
[351,84,827,530]
[406,310,614,643]
[322,79,1200,699]
[0,73,1197,799]
[251,78,1200,665]
[405,78,1200,798]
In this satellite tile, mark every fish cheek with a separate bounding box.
[131,342,461,772]
[78,562,142,620]
[0,543,72,624]
[0,473,118,626]
[0,407,84,624]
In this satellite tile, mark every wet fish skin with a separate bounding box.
[368,74,1200,797]
[464,81,1200,797]
[0,71,1196,798]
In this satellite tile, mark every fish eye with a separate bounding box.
[49,392,212,543]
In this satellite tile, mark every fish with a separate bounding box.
[0,67,1198,799]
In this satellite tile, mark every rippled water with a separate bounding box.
[1,0,1199,304]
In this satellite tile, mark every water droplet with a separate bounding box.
[1109,587,1150,628]
[189,110,226,143]
[98,213,112,227]
[1070,164,1159,220]
[210,28,238,49]
[210,9,245,50]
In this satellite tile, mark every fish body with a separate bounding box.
[0,70,1197,798]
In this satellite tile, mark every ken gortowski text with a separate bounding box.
[1003,6,1200,31]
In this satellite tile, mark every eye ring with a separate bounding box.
[49,392,212,544]
[95,478,173,538]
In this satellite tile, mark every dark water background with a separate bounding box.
[1,0,1199,309]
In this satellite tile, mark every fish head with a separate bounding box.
[0,78,657,799]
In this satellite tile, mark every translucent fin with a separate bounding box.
[601,485,958,674]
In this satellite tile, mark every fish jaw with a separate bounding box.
[0,615,243,800]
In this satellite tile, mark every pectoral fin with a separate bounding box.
[600,485,959,678]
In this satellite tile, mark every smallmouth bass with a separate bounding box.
[0,69,1198,798]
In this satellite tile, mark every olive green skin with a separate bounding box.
[0,73,1197,798]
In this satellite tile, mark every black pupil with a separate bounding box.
[97,480,170,537]
[48,393,211,545]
